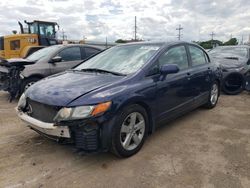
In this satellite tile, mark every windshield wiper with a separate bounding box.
[80,68,126,76]
[224,56,239,60]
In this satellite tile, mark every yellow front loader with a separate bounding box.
[0,20,60,59]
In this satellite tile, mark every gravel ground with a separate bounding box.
[0,91,250,188]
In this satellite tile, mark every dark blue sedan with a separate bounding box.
[17,41,222,157]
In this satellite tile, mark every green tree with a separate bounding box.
[115,39,127,43]
[223,38,238,46]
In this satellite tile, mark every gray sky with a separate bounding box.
[0,0,250,43]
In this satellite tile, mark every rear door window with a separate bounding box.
[58,47,81,61]
[189,45,207,66]
[158,45,189,70]
[85,47,100,58]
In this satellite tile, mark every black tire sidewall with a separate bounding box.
[20,77,40,94]
[222,72,245,95]
[111,104,149,157]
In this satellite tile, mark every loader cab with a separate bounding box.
[25,20,59,46]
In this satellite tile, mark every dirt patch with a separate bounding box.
[0,91,250,188]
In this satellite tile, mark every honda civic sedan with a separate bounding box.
[17,42,222,157]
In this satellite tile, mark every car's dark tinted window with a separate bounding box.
[58,47,81,61]
[189,45,207,66]
[0,37,4,50]
[159,45,189,70]
[85,47,100,58]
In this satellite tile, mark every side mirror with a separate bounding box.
[160,64,180,75]
[50,56,62,63]
[247,59,250,65]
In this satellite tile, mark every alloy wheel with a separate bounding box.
[120,112,145,151]
[210,83,218,105]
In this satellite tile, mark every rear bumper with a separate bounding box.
[16,108,71,138]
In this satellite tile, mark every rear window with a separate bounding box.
[10,40,20,50]
[0,37,4,50]
[85,47,100,58]
[209,47,248,58]
[58,47,81,61]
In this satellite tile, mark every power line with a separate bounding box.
[176,25,183,40]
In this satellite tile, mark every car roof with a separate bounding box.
[54,44,105,50]
[116,41,200,48]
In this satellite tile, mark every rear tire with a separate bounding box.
[111,104,149,158]
[222,72,245,95]
[204,81,219,109]
[20,77,41,94]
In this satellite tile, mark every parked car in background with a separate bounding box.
[0,44,104,98]
[209,45,250,94]
[17,41,222,157]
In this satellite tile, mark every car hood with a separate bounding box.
[0,58,35,67]
[210,56,246,69]
[26,70,124,106]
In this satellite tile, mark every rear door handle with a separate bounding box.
[187,72,191,80]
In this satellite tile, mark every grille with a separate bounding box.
[74,128,99,151]
[27,98,59,123]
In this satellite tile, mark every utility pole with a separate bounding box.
[134,16,137,41]
[62,29,66,41]
[176,25,183,40]
[210,32,215,48]
[105,36,108,48]
[241,35,244,45]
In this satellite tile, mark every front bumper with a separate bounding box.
[16,108,112,152]
[16,108,71,138]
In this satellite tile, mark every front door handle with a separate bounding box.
[187,72,191,80]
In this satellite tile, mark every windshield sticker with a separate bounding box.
[139,46,160,51]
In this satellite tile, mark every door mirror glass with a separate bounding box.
[50,56,62,63]
[160,64,179,75]
[247,59,250,65]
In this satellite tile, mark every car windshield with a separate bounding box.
[75,44,161,75]
[209,47,248,58]
[26,45,62,61]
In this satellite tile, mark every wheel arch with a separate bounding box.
[23,74,44,80]
[115,97,155,135]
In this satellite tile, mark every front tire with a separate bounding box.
[111,104,149,158]
[204,81,219,109]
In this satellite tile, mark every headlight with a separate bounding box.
[234,67,245,72]
[54,101,111,122]
[17,93,26,109]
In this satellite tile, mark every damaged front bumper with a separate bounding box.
[16,108,111,152]
[16,108,71,138]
